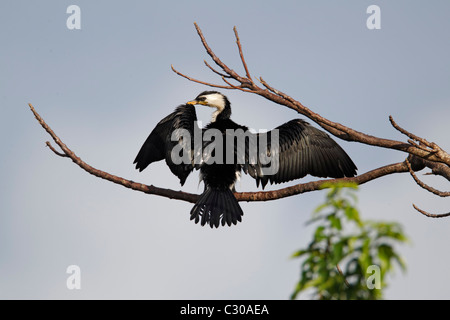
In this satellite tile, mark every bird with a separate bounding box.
[133,91,357,228]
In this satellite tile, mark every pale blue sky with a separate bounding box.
[1,1,450,299]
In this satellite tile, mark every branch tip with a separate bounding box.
[413,204,450,218]
[45,141,68,158]
[406,158,450,197]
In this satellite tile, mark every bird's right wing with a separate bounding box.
[133,104,198,186]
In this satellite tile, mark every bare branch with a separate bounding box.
[28,103,200,204]
[407,139,431,153]
[221,77,257,93]
[412,204,450,218]
[389,115,434,149]
[27,23,449,219]
[235,161,409,202]
[171,23,449,215]
[405,158,450,197]
[423,161,450,182]
[46,141,68,158]
[390,115,450,165]
[194,23,238,80]
[29,103,416,206]
[193,22,251,87]
[181,23,450,168]
[233,26,253,82]
[204,60,231,78]
[171,64,232,90]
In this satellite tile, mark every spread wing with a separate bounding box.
[133,104,198,186]
[245,119,357,189]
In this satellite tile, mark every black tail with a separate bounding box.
[190,187,244,228]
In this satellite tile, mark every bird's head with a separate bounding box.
[187,91,231,122]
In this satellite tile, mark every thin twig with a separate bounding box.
[193,22,249,85]
[412,204,450,218]
[405,159,450,197]
[233,26,253,82]
[204,60,231,78]
[46,141,68,157]
[171,65,233,90]
[194,23,237,79]
[407,139,433,153]
[221,77,256,93]
[336,264,350,288]
[389,115,433,148]
[259,77,295,102]
[28,103,200,204]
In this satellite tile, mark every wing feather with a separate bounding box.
[133,104,198,185]
[246,119,357,189]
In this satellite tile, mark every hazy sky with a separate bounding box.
[1,1,450,299]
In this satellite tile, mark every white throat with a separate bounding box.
[211,109,222,122]
[203,93,226,123]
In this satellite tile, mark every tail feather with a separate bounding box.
[190,187,243,228]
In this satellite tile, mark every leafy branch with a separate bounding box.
[291,182,408,300]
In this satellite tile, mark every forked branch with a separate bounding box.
[28,103,409,204]
[171,23,449,217]
[28,103,199,204]
[28,23,449,218]
[172,24,450,168]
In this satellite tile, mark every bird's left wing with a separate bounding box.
[243,119,357,189]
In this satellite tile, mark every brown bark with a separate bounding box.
[28,23,449,217]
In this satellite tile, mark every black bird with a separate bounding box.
[134,91,357,228]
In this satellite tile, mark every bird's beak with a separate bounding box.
[187,100,208,106]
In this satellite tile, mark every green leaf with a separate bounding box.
[327,214,342,231]
[314,226,327,241]
[377,244,394,274]
[344,206,361,226]
[331,241,344,264]
[291,182,407,300]
[291,249,308,258]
